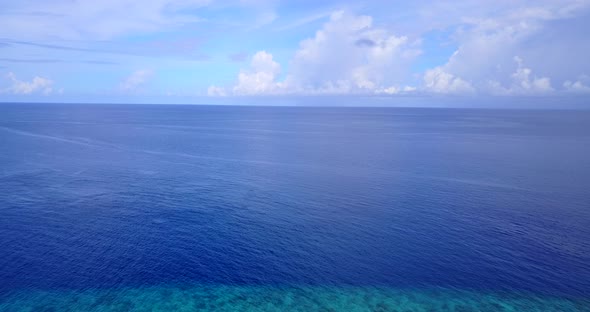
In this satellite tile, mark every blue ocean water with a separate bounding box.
[0,103,589,311]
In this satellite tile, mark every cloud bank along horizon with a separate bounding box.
[1,0,590,102]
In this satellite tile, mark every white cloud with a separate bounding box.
[207,85,227,96]
[375,85,417,95]
[564,75,590,93]
[3,72,54,95]
[423,67,475,94]
[210,5,590,97]
[120,69,154,92]
[213,11,421,96]
[508,56,553,93]
[284,11,420,94]
[421,0,590,95]
[485,56,554,95]
[0,0,211,40]
[275,11,332,32]
[4,1,590,98]
[232,51,282,95]
[0,0,286,41]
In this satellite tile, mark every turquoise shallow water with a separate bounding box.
[1,285,589,311]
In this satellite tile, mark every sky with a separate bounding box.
[1,0,590,104]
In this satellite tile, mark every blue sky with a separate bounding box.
[1,0,590,104]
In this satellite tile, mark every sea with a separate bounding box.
[0,103,589,311]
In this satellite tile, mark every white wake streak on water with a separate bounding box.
[0,126,310,168]
[0,126,100,148]
[0,126,528,191]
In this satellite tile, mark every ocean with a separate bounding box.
[0,103,589,311]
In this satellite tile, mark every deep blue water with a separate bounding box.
[1,103,589,311]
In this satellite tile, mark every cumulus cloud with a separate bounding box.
[284,11,420,94]
[422,0,590,95]
[120,69,153,92]
[3,72,54,95]
[211,11,420,96]
[508,56,553,93]
[2,1,590,99]
[484,56,553,95]
[216,6,590,97]
[563,75,590,93]
[423,67,475,94]
[209,51,282,96]
[232,51,282,95]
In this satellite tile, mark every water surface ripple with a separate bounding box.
[1,104,589,311]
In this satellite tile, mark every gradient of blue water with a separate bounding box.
[0,104,589,303]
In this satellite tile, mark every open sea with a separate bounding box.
[0,103,589,311]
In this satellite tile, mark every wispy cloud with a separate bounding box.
[0,39,111,54]
[3,72,55,95]
[0,58,63,64]
[0,39,208,60]
[0,1,209,40]
[0,58,118,65]
[274,11,332,32]
[120,69,154,92]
